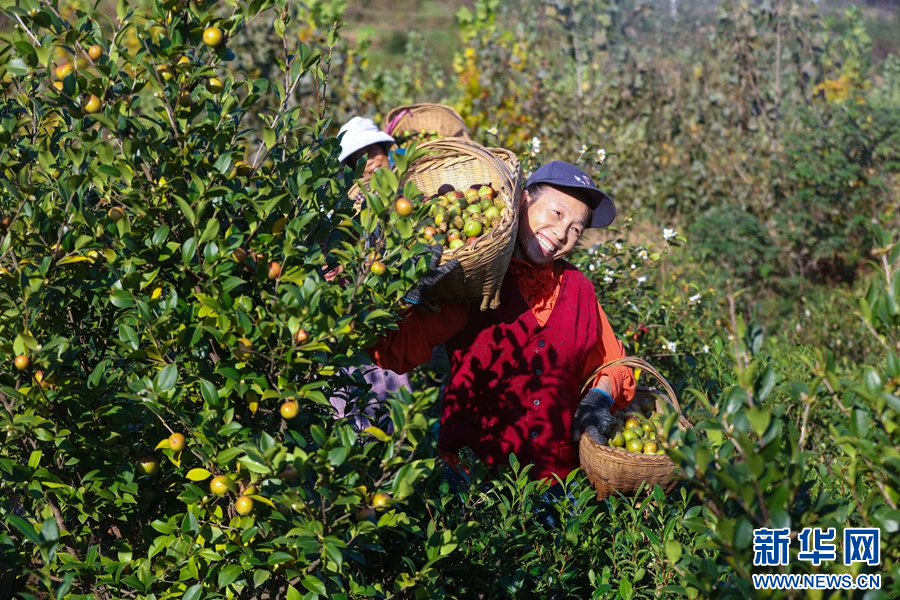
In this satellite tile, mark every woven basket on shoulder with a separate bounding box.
[579,357,692,500]
[398,138,521,310]
[384,104,470,140]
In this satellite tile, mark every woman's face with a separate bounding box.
[350,144,389,178]
[514,186,590,265]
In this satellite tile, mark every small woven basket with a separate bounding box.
[579,357,692,500]
[397,138,521,310]
[384,104,470,140]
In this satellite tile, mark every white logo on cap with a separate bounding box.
[574,175,591,186]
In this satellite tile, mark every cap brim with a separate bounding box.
[338,131,395,163]
[540,183,616,228]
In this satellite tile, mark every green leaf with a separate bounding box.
[157,364,178,392]
[218,564,242,589]
[182,584,203,600]
[186,468,212,481]
[301,576,326,596]
[286,585,303,600]
[744,407,771,436]
[200,379,220,407]
[665,540,682,564]
[182,237,198,264]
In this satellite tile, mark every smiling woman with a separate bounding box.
[368,161,635,489]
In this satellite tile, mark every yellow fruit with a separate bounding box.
[137,455,159,476]
[295,329,308,344]
[52,81,64,91]
[372,493,390,509]
[642,422,654,433]
[177,55,191,68]
[610,432,625,448]
[88,45,103,61]
[234,338,253,361]
[55,63,74,79]
[156,64,174,81]
[233,248,247,263]
[245,392,259,415]
[235,495,253,515]
[370,261,386,276]
[14,355,30,370]
[108,207,126,222]
[626,438,644,453]
[83,94,102,114]
[202,26,223,47]
[643,442,659,454]
[267,261,281,280]
[624,418,640,430]
[210,475,232,495]
[168,432,186,452]
[280,401,298,420]
[622,429,636,442]
[206,76,224,93]
[33,370,50,389]
[395,197,413,217]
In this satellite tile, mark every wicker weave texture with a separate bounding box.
[578,357,693,500]
[398,139,521,310]
[385,104,470,139]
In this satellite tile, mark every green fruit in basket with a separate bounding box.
[483,206,500,220]
[626,438,644,453]
[464,189,479,202]
[610,432,625,447]
[480,196,494,210]
[495,197,506,209]
[466,204,482,215]
[449,239,465,250]
[478,185,495,198]
[447,204,461,218]
[643,442,659,454]
[656,449,666,455]
[622,429,637,442]
[463,220,483,238]
[447,229,461,242]
[642,422,654,433]
[452,216,465,230]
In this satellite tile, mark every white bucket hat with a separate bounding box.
[338,117,395,164]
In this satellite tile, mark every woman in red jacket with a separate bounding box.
[369,161,635,483]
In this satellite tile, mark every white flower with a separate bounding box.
[531,137,541,154]
[636,275,647,285]
[580,144,588,154]
[689,293,702,305]
[588,264,595,271]
[663,228,678,241]
[804,309,811,317]
[614,242,622,251]
[605,269,615,277]
[603,276,613,284]
[795,323,802,332]
[596,148,606,163]
[630,264,637,270]
[702,345,710,354]
[638,249,649,260]
[488,126,498,136]
[665,341,677,353]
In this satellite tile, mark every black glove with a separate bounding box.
[572,388,615,445]
[402,245,460,306]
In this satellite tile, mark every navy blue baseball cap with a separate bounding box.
[525,161,616,228]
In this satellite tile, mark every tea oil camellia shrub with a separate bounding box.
[0,0,446,596]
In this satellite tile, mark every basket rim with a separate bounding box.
[384,103,469,137]
[580,356,684,416]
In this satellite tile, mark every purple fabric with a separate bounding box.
[329,362,411,430]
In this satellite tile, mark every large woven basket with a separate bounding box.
[579,357,692,500]
[398,138,521,310]
[384,103,470,140]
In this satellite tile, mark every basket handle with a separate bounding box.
[579,356,683,416]
[414,139,518,200]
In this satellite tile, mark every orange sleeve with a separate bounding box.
[367,302,470,375]
[578,300,636,411]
